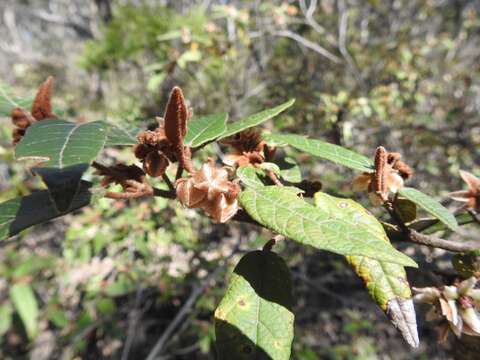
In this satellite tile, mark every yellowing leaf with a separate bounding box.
[314,193,419,348]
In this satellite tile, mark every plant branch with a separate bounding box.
[385,199,480,252]
[270,29,342,64]
[162,174,174,191]
[152,187,176,199]
[408,230,480,252]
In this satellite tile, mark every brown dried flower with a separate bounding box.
[413,277,480,340]
[352,146,411,206]
[133,87,194,176]
[222,129,275,167]
[448,170,480,211]
[92,162,153,199]
[176,159,240,223]
[11,76,57,145]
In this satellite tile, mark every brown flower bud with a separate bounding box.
[373,146,388,196]
[31,76,56,121]
[143,152,169,177]
[164,87,188,143]
[11,108,30,129]
[395,160,414,180]
[352,146,410,206]
[133,143,151,160]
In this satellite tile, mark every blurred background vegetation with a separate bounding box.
[0,0,479,359]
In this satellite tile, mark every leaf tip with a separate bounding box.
[386,298,419,348]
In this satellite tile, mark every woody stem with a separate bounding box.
[385,198,480,252]
[175,165,184,181]
[162,174,174,191]
[152,188,177,199]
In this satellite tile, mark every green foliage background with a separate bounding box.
[1,1,479,359]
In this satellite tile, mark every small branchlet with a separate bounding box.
[92,162,154,199]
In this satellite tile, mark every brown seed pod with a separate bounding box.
[133,143,150,160]
[11,108,30,129]
[164,86,188,144]
[394,160,414,180]
[31,76,56,120]
[387,152,402,165]
[373,146,388,196]
[143,152,169,177]
[176,160,240,222]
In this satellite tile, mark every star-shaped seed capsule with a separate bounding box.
[449,170,480,211]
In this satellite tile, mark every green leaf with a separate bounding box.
[0,303,13,337]
[398,187,458,231]
[239,186,416,267]
[10,283,39,339]
[314,193,419,348]
[266,134,374,172]
[394,198,417,223]
[278,157,302,183]
[215,250,294,360]
[220,99,295,139]
[0,181,92,240]
[257,162,281,175]
[105,123,140,146]
[0,84,33,116]
[237,166,266,189]
[185,113,228,147]
[15,120,106,211]
[262,132,289,147]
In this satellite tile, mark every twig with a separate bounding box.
[408,230,480,252]
[145,244,240,360]
[270,29,342,64]
[162,174,174,191]
[385,199,480,252]
[175,165,184,181]
[299,0,337,47]
[152,187,176,199]
[337,0,364,87]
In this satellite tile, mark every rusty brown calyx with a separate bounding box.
[133,87,194,177]
[222,128,275,167]
[448,170,480,211]
[176,159,240,223]
[92,162,154,199]
[11,76,57,145]
[353,146,413,205]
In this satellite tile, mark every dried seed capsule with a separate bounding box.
[11,108,30,129]
[143,152,169,177]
